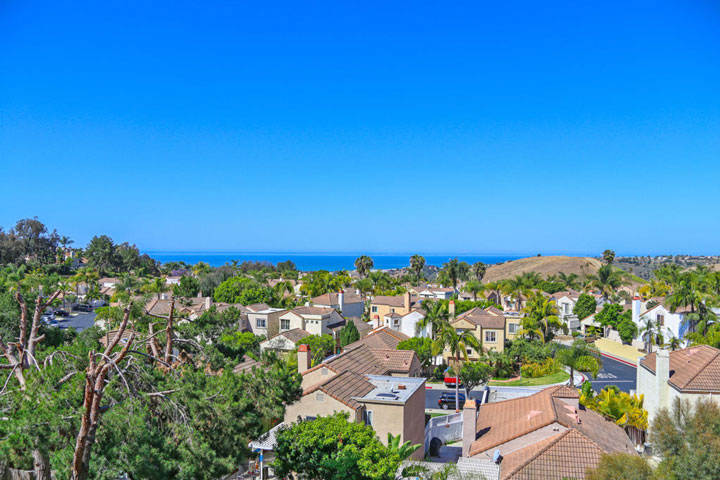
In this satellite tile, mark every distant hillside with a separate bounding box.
[483,256,602,283]
[614,255,720,280]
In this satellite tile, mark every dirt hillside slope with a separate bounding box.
[484,256,602,283]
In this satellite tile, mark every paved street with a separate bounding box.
[57,312,97,332]
[588,354,637,393]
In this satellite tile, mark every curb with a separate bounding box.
[599,352,638,368]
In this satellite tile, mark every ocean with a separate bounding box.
[144,252,522,271]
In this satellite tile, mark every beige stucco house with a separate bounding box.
[446,303,507,359]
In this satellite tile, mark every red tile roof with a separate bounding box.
[640,345,720,392]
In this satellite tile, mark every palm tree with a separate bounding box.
[521,291,563,341]
[484,281,503,308]
[144,277,169,300]
[471,262,487,282]
[464,280,485,302]
[556,339,602,387]
[557,272,580,291]
[354,255,374,278]
[639,317,661,353]
[409,255,426,284]
[433,321,480,412]
[442,258,461,290]
[192,261,212,277]
[501,276,531,311]
[602,249,616,265]
[663,335,682,351]
[416,299,449,340]
[587,265,626,300]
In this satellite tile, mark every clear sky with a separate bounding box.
[1,1,719,255]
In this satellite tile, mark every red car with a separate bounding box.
[444,374,463,388]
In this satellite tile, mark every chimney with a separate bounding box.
[338,290,345,312]
[449,300,456,318]
[462,399,478,457]
[632,296,642,324]
[403,292,411,312]
[205,297,211,310]
[298,344,311,373]
[656,349,670,412]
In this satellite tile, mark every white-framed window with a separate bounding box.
[371,306,378,313]
[316,392,324,401]
[364,410,373,426]
[280,319,290,330]
[508,323,518,334]
[256,318,266,328]
[485,331,497,343]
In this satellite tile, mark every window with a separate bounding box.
[657,315,665,327]
[508,323,518,334]
[485,331,497,343]
[371,306,378,313]
[364,410,373,426]
[466,348,473,355]
[390,308,395,313]
[280,319,290,331]
[256,318,266,328]
[316,392,324,401]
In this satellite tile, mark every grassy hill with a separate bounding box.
[483,255,603,283]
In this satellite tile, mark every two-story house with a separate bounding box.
[311,290,364,318]
[447,302,507,360]
[369,292,420,328]
[278,306,345,336]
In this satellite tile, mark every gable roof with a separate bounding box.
[233,354,262,374]
[501,429,608,480]
[290,306,337,316]
[548,290,582,301]
[451,307,505,330]
[303,370,376,410]
[245,303,271,312]
[305,342,418,378]
[469,386,634,458]
[640,345,720,392]
[311,291,363,305]
[279,328,312,344]
[371,294,418,308]
[344,327,409,351]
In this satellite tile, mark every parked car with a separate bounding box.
[54,309,70,317]
[47,320,59,327]
[42,312,56,322]
[73,304,93,312]
[438,392,466,410]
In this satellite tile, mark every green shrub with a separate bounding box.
[521,358,560,378]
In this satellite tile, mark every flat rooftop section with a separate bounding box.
[354,375,425,404]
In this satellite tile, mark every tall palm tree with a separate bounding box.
[602,249,616,265]
[354,255,374,278]
[501,276,531,311]
[639,317,661,353]
[587,265,626,300]
[471,262,487,282]
[409,255,426,284]
[433,321,480,412]
[521,291,563,341]
[556,339,602,387]
[464,280,485,302]
[484,281,503,308]
[416,299,449,340]
[442,258,461,290]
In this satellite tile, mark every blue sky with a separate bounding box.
[1,1,719,255]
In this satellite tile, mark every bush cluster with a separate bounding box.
[520,358,560,378]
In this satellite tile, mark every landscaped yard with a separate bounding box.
[488,370,569,387]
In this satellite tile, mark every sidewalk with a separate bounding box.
[593,338,643,366]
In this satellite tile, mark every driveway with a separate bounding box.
[588,354,637,393]
[57,312,97,332]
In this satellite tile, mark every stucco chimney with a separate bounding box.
[632,296,642,324]
[338,290,344,312]
[449,300,456,318]
[462,399,478,457]
[205,297,211,310]
[403,292,411,311]
[656,349,670,411]
[298,344,311,373]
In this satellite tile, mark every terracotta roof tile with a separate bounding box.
[452,307,506,329]
[311,291,363,305]
[641,345,720,392]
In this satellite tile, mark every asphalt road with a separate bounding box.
[425,387,485,410]
[588,354,637,393]
[57,312,97,332]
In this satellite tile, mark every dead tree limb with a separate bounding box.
[70,302,135,480]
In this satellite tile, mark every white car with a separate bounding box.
[42,312,56,323]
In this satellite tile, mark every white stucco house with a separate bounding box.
[637,345,720,423]
[381,309,429,338]
[631,297,689,349]
[278,306,345,336]
[311,290,364,318]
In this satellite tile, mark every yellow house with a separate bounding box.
[445,303,507,362]
[369,292,420,328]
[504,312,522,341]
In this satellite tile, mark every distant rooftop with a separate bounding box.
[354,375,425,405]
